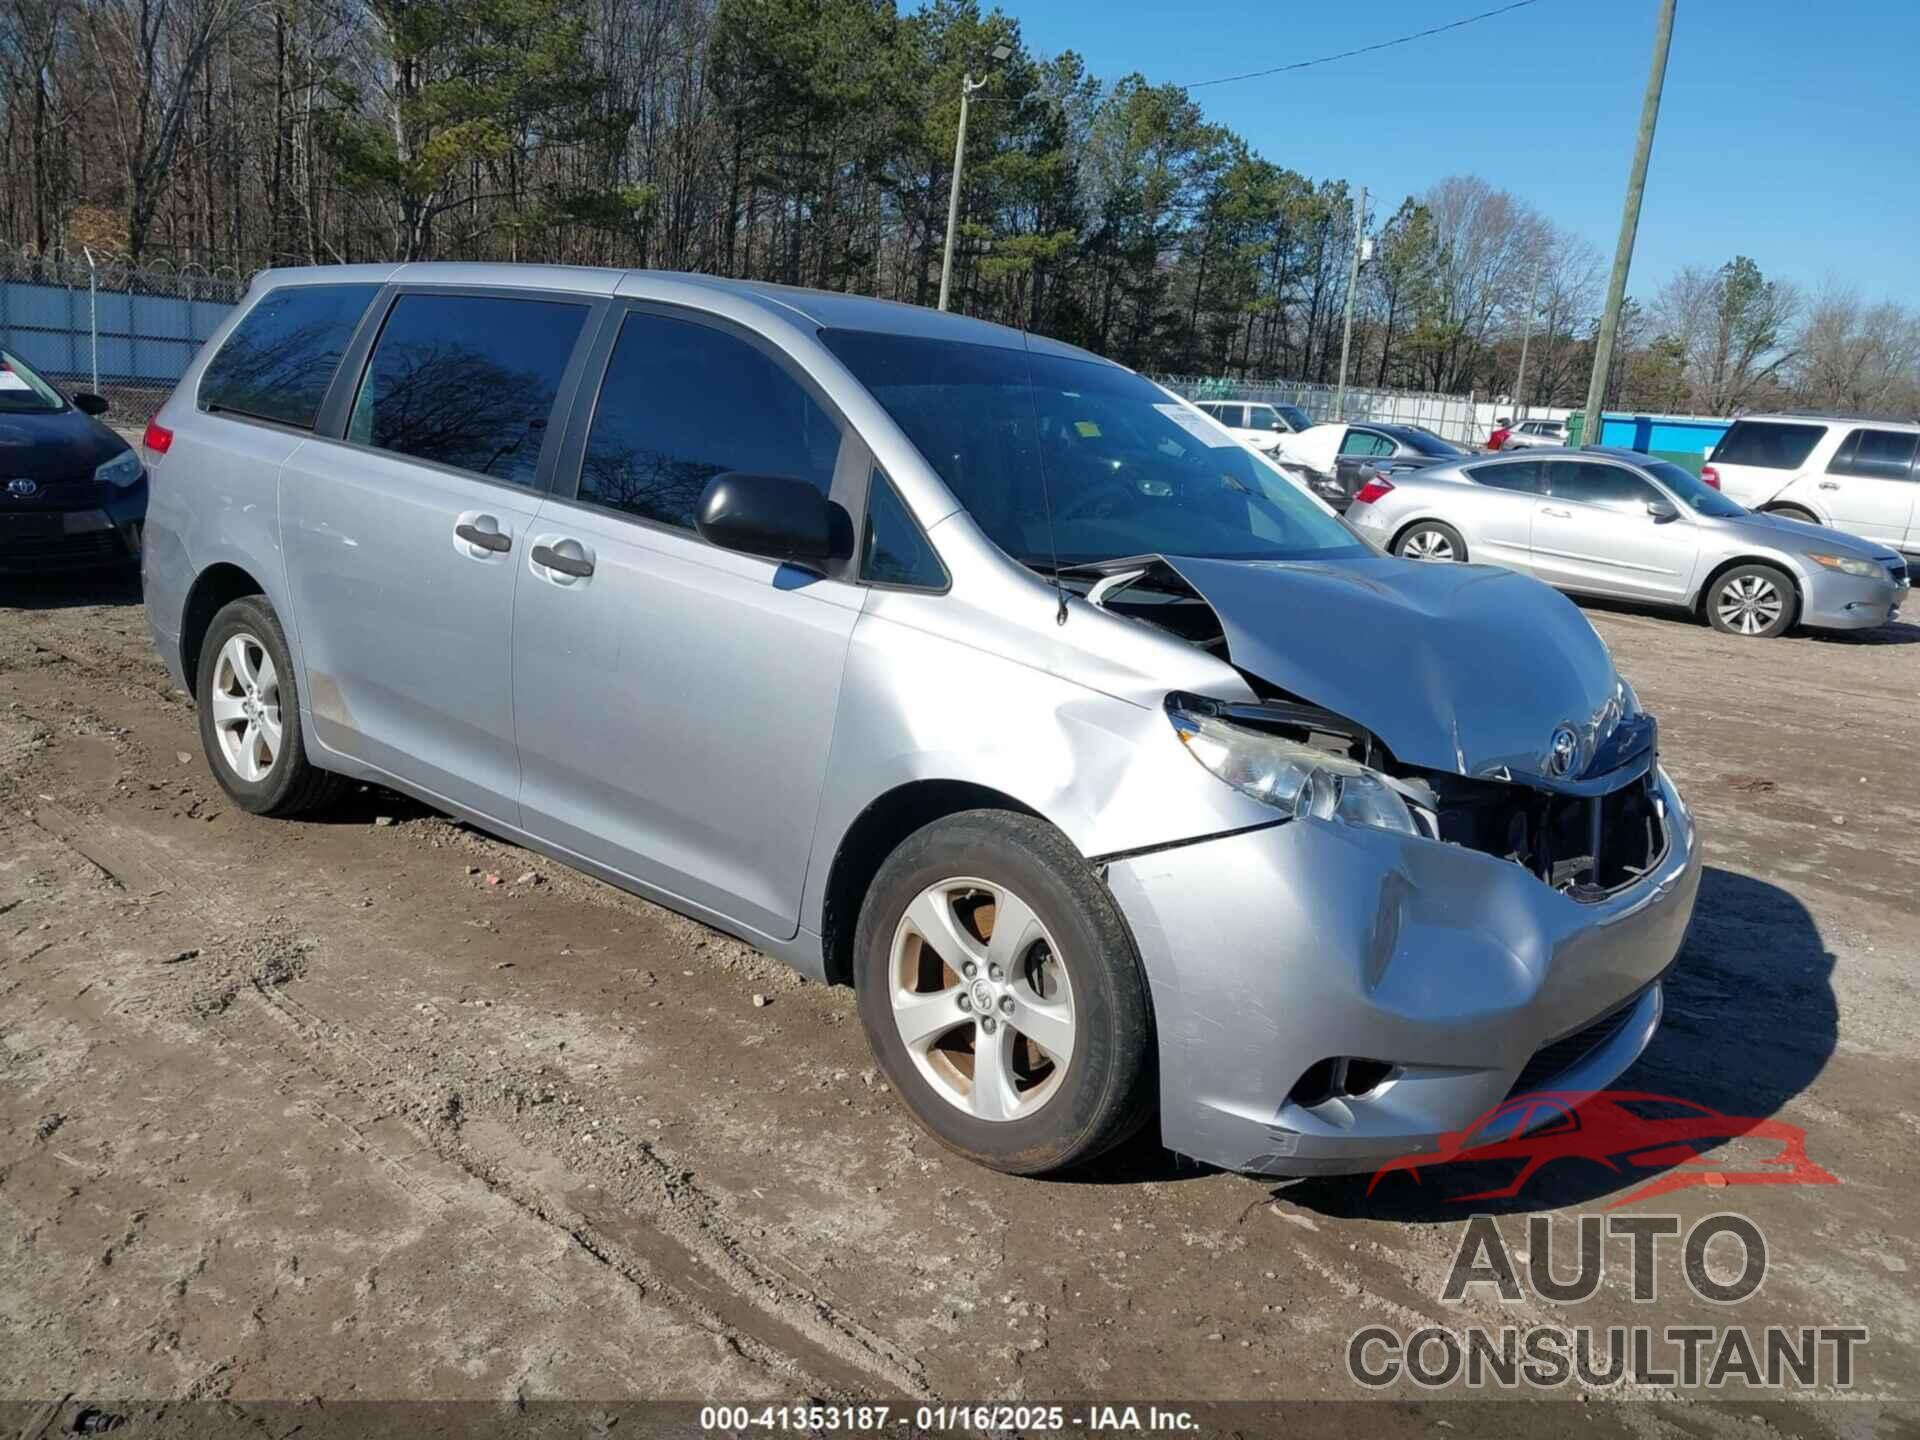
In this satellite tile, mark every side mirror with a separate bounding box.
[696,472,844,567]
[73,391,110,417]
[1646,498,1679,522]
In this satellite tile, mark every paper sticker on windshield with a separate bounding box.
[0,369,31,392]
[1154,403,1235,448]
[1074,419,1102,438]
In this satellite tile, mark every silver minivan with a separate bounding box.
[142,264,1701,1179]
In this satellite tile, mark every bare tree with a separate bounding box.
[1655,256,1800,413]
[83,0,244,259]
[1790,284,1920,416]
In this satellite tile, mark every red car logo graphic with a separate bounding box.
[1368,1091,1839,1208]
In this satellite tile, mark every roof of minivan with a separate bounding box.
[251,261,1115,365]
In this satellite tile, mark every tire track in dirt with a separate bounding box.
[5,686,929,1401]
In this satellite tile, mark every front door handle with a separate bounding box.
[1540,506,1572,518]
[532,543,595,578]
[1817,481,1840,491]
[455,521,511,553]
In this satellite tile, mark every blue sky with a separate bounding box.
[1015,0,1920,306]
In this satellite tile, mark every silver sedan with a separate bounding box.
[1346,447,1909,638]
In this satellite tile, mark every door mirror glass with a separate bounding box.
[697,472,845,566]
[72,391,110,416]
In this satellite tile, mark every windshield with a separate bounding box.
[1645,459,1745,517]
[822,330,1364,568]
[0,351,66,414]
[1276,405,1311,431]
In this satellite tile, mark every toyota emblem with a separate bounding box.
[1546,725,1580,778]
[5,477,36,498]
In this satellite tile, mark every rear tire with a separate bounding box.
[196,595,345,815]
[1395,520,1467,563]
[1705,563,1797,639]
[853,810,1155,1176]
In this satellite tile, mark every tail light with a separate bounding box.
[143,419,173,462]
[1353,476,1396,506]
[1701,464,1720,489]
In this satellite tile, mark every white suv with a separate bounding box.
[1191,399,1311,452]
[1704,414,1920,557]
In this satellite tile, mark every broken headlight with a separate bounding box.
[1165,695,1418,835]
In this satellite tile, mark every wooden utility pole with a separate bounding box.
[1581,0,1677,446]
[1512,258,1542,419]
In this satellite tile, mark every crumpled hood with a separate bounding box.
[1160,553,1628,785]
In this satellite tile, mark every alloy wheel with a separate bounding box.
[1716,575,1784,635]
[209,632,283,782]
[1403,528,1456,562]
[888,876,1076,1122]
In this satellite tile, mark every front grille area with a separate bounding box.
[0,527,126,567]
[1508,996,1641,1097]
[1422,766,1666,899]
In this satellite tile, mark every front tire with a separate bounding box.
[196,595,344,815]
[1395,520,1467,563]
[853,811,1155,1176]
[1763,505,1819,525]
[1706,563,1797,639]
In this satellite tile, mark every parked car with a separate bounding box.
[1346,447,1908,638]
[1189,399,1311,452]
[1703,414,1920,561]
[1501,418,1567,450]
[0,349,145,572]
[144,264,1700,1180]
[1276,421,1470,510]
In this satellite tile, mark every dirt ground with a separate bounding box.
[2,568,1916,1434]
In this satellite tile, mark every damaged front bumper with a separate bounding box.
[1104,768,1700,1177]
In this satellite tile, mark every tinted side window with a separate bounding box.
[1468,459,1543,493]
[1216,404,1244,426]
[200,283,379,429]
[1547,461,1657,510]
[1340,429,1381,455]
[1709,421,1824,469]
[1832,428,1918,482]
[862,471,947,588]
[579,311,840,531]
[347,293,587,487]
[1247,405,1278,429]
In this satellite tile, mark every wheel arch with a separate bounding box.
[1388,514,1466,556]
[1691,554,1804,622]
[819,780,1042,987]
[180,562,269,690]
[1758,500,1824,524]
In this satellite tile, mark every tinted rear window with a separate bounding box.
[346,292,589,487]
[200,283,379,429]
[1710,421,1824,470]
[1466,459,1542,493]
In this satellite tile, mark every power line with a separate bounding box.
[1181,0,1553,89]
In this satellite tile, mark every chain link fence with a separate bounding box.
[0,243,249,422]
[1155,373,1574,448]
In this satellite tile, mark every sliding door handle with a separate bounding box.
[532,543,595,578]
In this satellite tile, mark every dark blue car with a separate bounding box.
[0,349,146,571]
